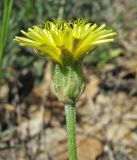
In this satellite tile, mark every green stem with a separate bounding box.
[65,104,77,160]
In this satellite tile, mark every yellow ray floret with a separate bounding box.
[14,19,117,65]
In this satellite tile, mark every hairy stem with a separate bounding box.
[65,104,77,160]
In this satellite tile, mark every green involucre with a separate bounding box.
[52,61,85,104]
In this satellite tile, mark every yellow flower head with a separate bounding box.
[14,19,117,65]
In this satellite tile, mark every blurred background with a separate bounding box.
[0,0,137,159]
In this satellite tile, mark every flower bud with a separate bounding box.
[52,61,85,104]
